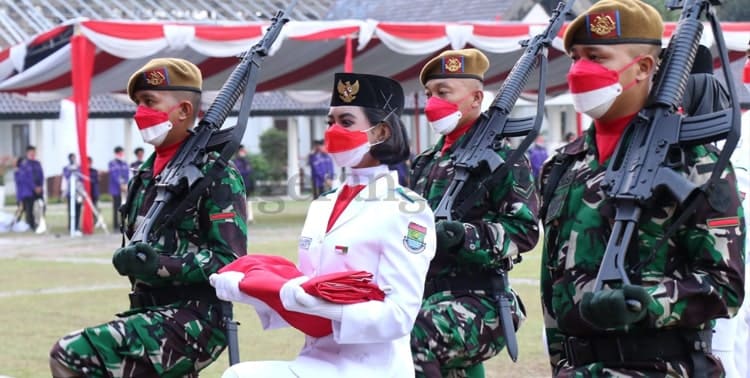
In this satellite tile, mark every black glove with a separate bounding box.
[112,242,159,277]
[579,284,653,329]
[435,221,465,254]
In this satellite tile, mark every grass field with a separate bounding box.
[0,199,550,377]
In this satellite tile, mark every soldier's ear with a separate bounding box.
[636,55,656,81]
[472,89,484,108]
[176,100,193,120]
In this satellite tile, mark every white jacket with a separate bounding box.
[254,165,436,378]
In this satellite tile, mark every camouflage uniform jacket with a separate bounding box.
[410,128,540,281]
[539,129,746,373]
[123,151,248,303]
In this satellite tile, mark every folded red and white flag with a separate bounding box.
[219,254,385,337]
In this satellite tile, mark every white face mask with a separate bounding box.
[567,57,641,120]
[140,123,172,147]
[324,124,380,168]
[329,143,372,168]
[424,96,463,135]
[133,105,175,147]
[572,87,621,119]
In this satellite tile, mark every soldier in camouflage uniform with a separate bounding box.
[49,58,248,378]
[539,0,745,376]
[409,48,541,377]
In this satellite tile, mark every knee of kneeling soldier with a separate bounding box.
[49,353,80,378]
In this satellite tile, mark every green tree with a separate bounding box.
[259,128,287,181]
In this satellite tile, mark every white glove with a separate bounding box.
[279,276,343,321]
[209,272,259,305]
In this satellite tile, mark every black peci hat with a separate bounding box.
[330,73,404,116]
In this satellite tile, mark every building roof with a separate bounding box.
[0,0,535,118]
[0,0,334,48]
[326,0,516,22]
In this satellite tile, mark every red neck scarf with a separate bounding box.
[441,117,478,153]
[153,140,183,176]
[326,184,366,232]
[594,113,636,164]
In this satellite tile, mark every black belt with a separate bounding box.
[423,275,494,298]
[563,329,712,367]
[129,284,220,308]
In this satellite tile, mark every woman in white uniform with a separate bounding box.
[211,72,436,378]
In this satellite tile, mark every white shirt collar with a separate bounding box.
[343,164,390,186]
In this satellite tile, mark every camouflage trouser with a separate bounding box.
[49,304,226,378]
[411,290,525,378]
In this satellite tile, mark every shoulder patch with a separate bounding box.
[403,222,427,253]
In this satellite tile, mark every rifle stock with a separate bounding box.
[594,0,741,298]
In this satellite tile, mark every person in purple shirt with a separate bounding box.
[130,147,144,171]
[14,157,31,226]
[527,134,549,179]
[232,145,254,198]
[308,140,334,199]
[108,146,129,230]
[17,146,44,231]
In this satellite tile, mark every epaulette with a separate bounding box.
[395,187,416,203]
[319,187,338,198]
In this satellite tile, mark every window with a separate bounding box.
[274,118,288,132]
[12,123,29,157]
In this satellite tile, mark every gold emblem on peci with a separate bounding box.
[444,57,462,73]
[337,79,360,103]
[145,70,166,86]
[590,15,616,36]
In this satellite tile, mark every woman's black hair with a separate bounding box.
[363,107,410,165]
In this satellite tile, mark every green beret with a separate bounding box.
[330,72,404,116]
[419,48,490,86]
[127,58,203,102]
[563,0,664,52]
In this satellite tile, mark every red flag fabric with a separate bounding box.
[302,270,386,304]
[219,254,332,337]
[218,254,385,337]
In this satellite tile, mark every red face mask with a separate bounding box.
[567,57,641,119]
[324,124,373,167]
[424,92,475,135]
[134,105,179,147]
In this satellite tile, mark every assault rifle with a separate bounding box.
[433,0,574,222]
[127,3,295,366]
[594,0,741,308]
[432,0,576,362]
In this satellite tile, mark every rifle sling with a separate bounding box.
[539,153,576,222]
